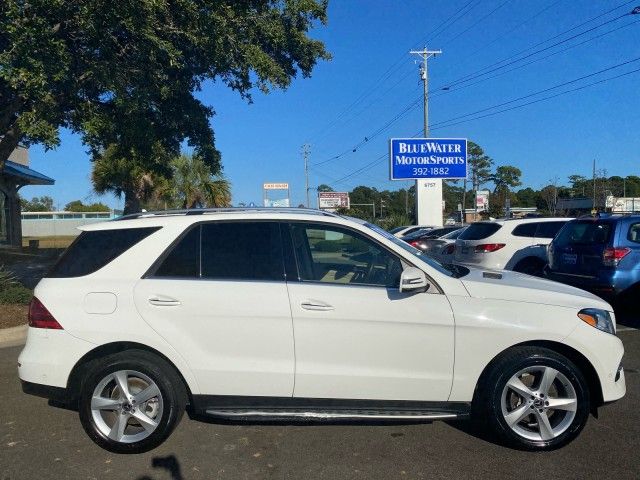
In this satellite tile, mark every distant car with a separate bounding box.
[389,225,436,238]
[402,226,462,250]
[455,218,571,276]
[546,215,640,310]
[415,227,467,263]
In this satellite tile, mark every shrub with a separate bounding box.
[0,265,32,304]
[0,285,33,305]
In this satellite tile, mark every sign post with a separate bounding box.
[389,138,467,226]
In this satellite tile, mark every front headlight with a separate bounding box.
[578,308,615,335]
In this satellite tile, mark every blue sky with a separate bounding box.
[25,0,640,210]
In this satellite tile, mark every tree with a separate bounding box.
[467,141,494,189]
[0,0,330,173]
[162,154,232,209]
[20,195,53,212]
[64,200,110,212]
[317,184,334,192]
[491,166,522,193]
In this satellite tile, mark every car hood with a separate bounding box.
[460,267,612,311]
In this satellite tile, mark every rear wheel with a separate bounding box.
[474,346,590,450]
[78,350,186,453]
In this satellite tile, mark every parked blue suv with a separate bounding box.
[546,215,640,310]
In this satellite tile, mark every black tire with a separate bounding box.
[78,350,187,454]
[513,257,546,277]
[473,346,590,451]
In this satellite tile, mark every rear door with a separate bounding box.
[549,220,615,275]
[134,221,295,397]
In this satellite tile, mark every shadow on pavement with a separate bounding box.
[136,455,183,480]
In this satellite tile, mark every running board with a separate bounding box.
[204,408,462,422]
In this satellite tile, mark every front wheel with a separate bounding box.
[78,350,186,453]
[474,346,590,450]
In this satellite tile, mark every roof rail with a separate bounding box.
[114,207,342,221]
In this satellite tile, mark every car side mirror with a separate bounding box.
[399,267,429,293]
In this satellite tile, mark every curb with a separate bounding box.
[0,324,27,347]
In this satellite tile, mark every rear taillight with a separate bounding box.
[603,247,631,266]
[409,240,421,247]
[475,243,506,253]
[28,297,63,329]
[443,244,456,255]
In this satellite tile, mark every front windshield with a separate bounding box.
[364,222,468,278]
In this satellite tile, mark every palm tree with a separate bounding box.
[166,154,231,209]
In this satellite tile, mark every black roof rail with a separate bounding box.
[113,207,341,221]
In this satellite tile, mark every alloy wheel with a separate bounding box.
[500,365,578,442]
[90,370,164,443]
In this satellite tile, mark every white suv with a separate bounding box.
[454,218,571,275]
[18,208,624,453]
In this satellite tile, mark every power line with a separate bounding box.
[312,6,639,168]
[441,0,638,89]
[323,64,640,187]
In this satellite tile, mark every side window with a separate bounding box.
[154,226,200,277]
[628,223,640,244]
[48,227,160,278]
[200,222,284,281]
[289,223,403,287]
[535,221,567,239]
[512,223,538,237]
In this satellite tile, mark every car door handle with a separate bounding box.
[300,300,334,311]
[148,296,181,307]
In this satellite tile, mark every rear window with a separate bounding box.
[554,221,613,246]
[459,222,501,240]
[48,227,160,278]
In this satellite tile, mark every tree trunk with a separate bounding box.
[123,189,142,215]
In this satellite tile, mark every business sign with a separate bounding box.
[476,190,490,212]
[318,192,350,209]
[264,198,290,207]
[263,182,289,190]
[390,138,467,180]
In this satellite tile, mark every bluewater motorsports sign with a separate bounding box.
[390,138,467,180]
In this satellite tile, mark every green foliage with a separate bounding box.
[157,154,232,209]
[20,195,53,212]
[467,141,494,188]
[491,165,522,193]
[0,266,32,304]
[374,214,413,231]
[317,184,334,192]
[0,0,330,176]
[64,200,110,212]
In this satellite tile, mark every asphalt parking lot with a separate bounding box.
[1,326,638,480]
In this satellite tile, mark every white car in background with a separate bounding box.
[454,218,571,276]
[389,225,435,238]
[18,208,623,453]
[420,227,467,264]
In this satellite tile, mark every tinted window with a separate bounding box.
[289,223,403,287]
[535,221,567,239]
[201,222,283,281]
[389,226,408,234]
[555,221,613,245]
[458,222,501,240]
[628,223,640,244]
[48,227,160,278]
[512,223,538,237]
[155,226,200,277]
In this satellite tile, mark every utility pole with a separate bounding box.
[303,144,311,208]
[592,159,596,212]
[410,47,442,226]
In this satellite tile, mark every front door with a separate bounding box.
[284,222,455,402]
[134,221,295,397]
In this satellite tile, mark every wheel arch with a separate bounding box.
[472,340,603,413]
[66,341,193,408]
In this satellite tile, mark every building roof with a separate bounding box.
[2,160,54,185]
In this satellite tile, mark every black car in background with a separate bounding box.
[401,226,462,251]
